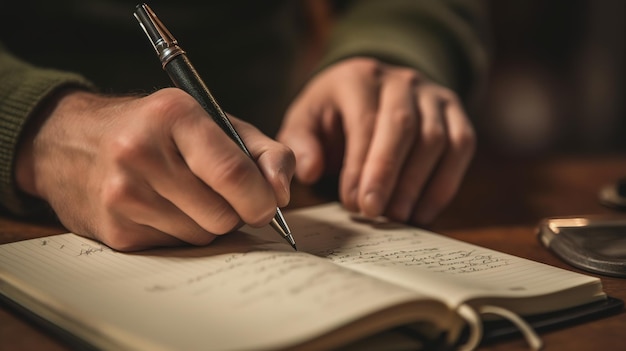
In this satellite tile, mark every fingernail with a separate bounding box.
[278,172,291,205]
[362,191,384,218]
[343,186,359,212]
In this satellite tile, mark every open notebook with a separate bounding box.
[0,203,621,350]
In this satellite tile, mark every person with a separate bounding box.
[0,0,489,250]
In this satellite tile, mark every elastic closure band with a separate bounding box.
[479,305,543,350]
[455,304,543,351]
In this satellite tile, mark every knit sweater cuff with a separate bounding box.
[0,66,94,217]
[316,0,489,99]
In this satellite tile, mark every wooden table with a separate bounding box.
[1,153,625,350]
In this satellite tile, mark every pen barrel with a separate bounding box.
[164,55,253,158]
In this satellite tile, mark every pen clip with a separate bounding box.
[133,3,185,68]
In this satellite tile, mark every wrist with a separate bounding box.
[15,88,92,197]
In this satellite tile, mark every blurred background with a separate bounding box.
[476,0,625,157]
[1,0,623,157]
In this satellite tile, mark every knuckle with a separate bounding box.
[439,87,460,103]
[100,174,133,209]
[346,108,377,129]
[207,210,241,235]
[147,88,194,114]
[141,89,199,127]
[397,69,421,85]
[420,124,447,152]
[264,140,296,164]
[347,58,382,77]
[211,156,255,188]
[107,132,151,166]
[387,109,418,134]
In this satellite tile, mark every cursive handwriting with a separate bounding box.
[310,231,511,275]
[143,250,404,311]
[77,244,107,256]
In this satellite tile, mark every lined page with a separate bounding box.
[276,203,606,313]
[0,232,442,351]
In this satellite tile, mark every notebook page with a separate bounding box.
[278,203,605,313]
[0,232,444,351]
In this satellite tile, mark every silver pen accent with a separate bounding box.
[134,3,296,250]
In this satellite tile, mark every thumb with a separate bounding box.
[277,122,325,185]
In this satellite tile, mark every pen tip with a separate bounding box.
[272,208,291,234]
[270,208,297,250]
[286,234,297,250]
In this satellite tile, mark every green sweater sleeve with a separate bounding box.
[0,43,94,217]
[318,0,490,99]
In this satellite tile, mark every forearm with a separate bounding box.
[318,0,490,99]
[0,43,94,216]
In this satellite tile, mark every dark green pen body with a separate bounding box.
[164,55,252,157]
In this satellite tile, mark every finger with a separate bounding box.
[129,194,222,246]
[333,66,381,212]
[144,155,243,235]
[98,177,218,250]
[411,94,475,224]
[277,97,332,185]
[357,70,419,218]
[235,118,296,207]
[97,219,185,252]
[384,85,448,222]
[171,110,277,227]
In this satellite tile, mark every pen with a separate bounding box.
[133,3,296,250]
